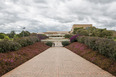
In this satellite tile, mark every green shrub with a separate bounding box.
[114,37,116,39]
[95,38,116,59]
[14,36,39,47]
[0,36,39,53]
[77,36,86,43]
[0,33,10,40]
[62,41,70,46]
[78,36,116,60]
[0,33,4,39]
[45,42,53,47]
[84,37,99,50]
[64,34,72,38]
[14,37,28,47]
[113,37,116,41]
[0,40,21,53]
[17,31,30,37]
[4,36,10,40]
[107,36,113,39]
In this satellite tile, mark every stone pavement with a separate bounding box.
[2,42,115,77]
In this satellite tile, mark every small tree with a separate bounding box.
[8,31,15,38]
[0,33,5,39]
[18,31,30,37]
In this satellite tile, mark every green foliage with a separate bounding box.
[62,41,70,46]
[13,34,19,39]
[79,30,89,36]
[17,31,30,37]
[4,36,10,40]
[0,40,21,53]
[0,33,5,39]
[113,37,116,41]
[0,36,39,53]
[72,27,113,38]
[95,38,116,59]
[96,29,113,37]
[77,36,116,60]
[7,31,15,38]
[14,36,39,47]
[45,42,53,47]
[0,33,10,40]
[84,37,99,50]
[114,37,116,39]
[107,36,113,39]
[73,27,83,34]
[64,34,72,38]
[77,36,86,43]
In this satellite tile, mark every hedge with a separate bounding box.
[0,40,21,53]
[62,41,70,46]
[45,42,53,47]
[77,36,116,60]
[0,36,39,53]
[14,36,39,47]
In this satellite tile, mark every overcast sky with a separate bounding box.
[0,0,116,33]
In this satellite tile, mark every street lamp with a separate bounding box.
[23,27,25,37]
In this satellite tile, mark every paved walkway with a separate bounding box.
[2,42,115,77]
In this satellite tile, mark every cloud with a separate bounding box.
[87,0,116,4]
[0,0,116,33]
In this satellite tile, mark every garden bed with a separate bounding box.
[0,42,50,76]
[66,42,116,76]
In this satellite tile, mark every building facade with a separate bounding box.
[38,31,69,37]
[70,24,92,33]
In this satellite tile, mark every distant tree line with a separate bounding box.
[73,27,113,38]
[0,31,31,40]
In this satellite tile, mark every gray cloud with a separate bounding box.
[0,0,116,33]
[87,0,116,4]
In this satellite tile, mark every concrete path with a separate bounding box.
[2,42,115,77]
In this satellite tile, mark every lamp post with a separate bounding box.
[23,27,25,37]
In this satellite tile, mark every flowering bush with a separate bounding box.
[0,42,49,76]
[66,42,116,76]
[77,36,116,60]
[70,34,79,43]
